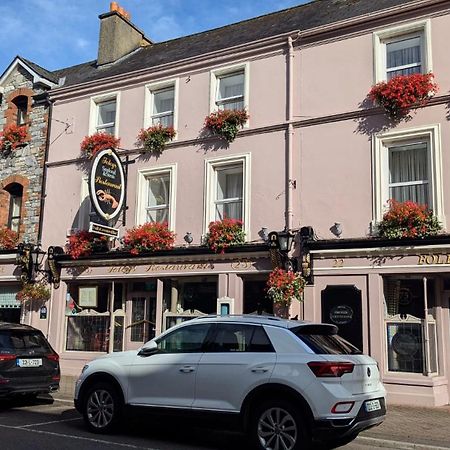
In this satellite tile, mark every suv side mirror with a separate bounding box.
[138,340,158,357]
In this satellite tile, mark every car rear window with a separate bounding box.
[0,330,51,354]
[291,324,362,355]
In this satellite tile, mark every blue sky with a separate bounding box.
[0,0,308,73]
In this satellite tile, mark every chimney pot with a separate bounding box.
[110,2,118,11]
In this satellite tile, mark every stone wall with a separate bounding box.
[0,64,49,243]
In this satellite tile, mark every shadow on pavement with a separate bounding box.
[0,393,54,411]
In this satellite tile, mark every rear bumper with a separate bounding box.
[311,397,386,443]
[0,379,59,397]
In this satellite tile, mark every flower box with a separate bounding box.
[377,199,441,239]
[0,124,28,155]
[0,228,18,250]
[205,218,245,253]
[66,230,109,259]
[266,268,305,318]
[121,222,175,255]
[369,73,438,121]
[204,109,248,143]
[136,125,176,155]
[80,132,120,159]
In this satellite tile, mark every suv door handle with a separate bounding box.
[179,366,195,373]
[252,367,269,373]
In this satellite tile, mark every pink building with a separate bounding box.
[12,0,450,406]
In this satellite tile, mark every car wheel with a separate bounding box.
[250,400,310,450]
[82,382,122,433]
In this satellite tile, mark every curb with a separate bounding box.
[357,436,450,450]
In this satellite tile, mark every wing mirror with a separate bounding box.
[138,340,158,357]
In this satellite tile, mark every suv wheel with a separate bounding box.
[82,382,122,433]
[250,400,310,450]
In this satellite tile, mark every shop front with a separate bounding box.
[303,237,450,407]
[0,251,22,323]
[52,246,273,376]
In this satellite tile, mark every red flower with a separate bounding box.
[205,218,245,253]
[0,228,18,250]
[66,231,109,259]
[266,268,305,306]
[204,109,249,143]
[136,125,176,155]
[80,132,120,159]
[121,222,175,254]
[0,124,28,154]
[369,73,438,120]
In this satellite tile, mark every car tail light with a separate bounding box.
[46,353,59,362]
[308,361,354,377]
[52,375,61,381]
[331,401,355,413]
[0,354,16,362]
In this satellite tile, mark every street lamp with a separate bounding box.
[267,229,296,271]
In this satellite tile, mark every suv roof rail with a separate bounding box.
[195,314,284,321]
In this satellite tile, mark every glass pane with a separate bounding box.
[131,298,145,342]
[387,37,421,70]
[97,101,116,126]
[389,184,428,205]
[152,114,173,127]
[218,73,244,100]
[147,174,170,207]
[387,66,421,80]
[157,324,210,353]
[66,316,110,352]
[97,125,115,135]
[11,195,22,216]
[215,201,242,221]
[389,144,428,183]
[147,208,169,223]
[113,316,124,352]
[386,322,424,373]
[217,167,243,201]
[153,88,174,115]
[218,99,245,111]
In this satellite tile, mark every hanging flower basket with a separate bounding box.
[204,109,249,143]
[377,199,441,239]
[66,230,109,259]
[266,268,305,318]
[80,132,120,159]
[369,73,438,121]
[0,124,28,155]
[205,218,246,254]
[136,125,176,155]
[121,222,175,255]
[16,283,51,304]
[0,227,19,250]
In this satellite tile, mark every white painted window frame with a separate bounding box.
[136,164,177,230]
[89,91,121,137]
[373,19,432,83]
[204,153,251,239]
[144,78,179,135]
[209,62,250,125]
[372,124,444,226]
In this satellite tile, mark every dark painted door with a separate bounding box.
[321,285,363,351]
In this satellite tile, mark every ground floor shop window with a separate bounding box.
[66,282,125,352]
[384,277,438,374]
[242,277,272,315]
[0,285,21,323]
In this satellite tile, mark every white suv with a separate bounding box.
[74,315,386,449]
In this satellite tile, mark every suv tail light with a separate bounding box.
[308,361,354,377]
[0,354,16,362]
[46,353,59,362]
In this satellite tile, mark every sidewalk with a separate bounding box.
[359,404,450,449]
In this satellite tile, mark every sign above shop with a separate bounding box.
[89,148,125,223]
[89,222,119,238]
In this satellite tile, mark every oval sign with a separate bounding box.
[89,148,125,222]
[329,305,354,325]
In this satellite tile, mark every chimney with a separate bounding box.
[97,2,151,66]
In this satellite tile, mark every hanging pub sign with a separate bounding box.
[89,148,125,223]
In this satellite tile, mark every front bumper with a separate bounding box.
[311,397,386,443]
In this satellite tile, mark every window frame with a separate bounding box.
[144,78,179,133]
[89,91,120,137]
[136,164,177,230]
[373,19,432,83]
[209,62,249,119]
[204,154,251,239]
[5,183,23,233]
[372,125,444,225]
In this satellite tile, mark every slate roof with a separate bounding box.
[22,0,420,88]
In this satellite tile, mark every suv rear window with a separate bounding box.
[291,324,361,355]
[0,330,51,355]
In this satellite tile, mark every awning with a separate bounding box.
[0,287,21,308]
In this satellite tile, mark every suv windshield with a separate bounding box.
[291,324,362,355]
[0,330,51,355]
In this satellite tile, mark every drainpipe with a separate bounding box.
[286,32,300,232]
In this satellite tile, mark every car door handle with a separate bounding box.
[179,366,195,373]
[252,367,269,373]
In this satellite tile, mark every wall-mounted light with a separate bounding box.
[267,228,296,271]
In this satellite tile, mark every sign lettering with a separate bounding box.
[418,254,450,265]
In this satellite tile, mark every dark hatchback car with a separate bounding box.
[0,322,60,398]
